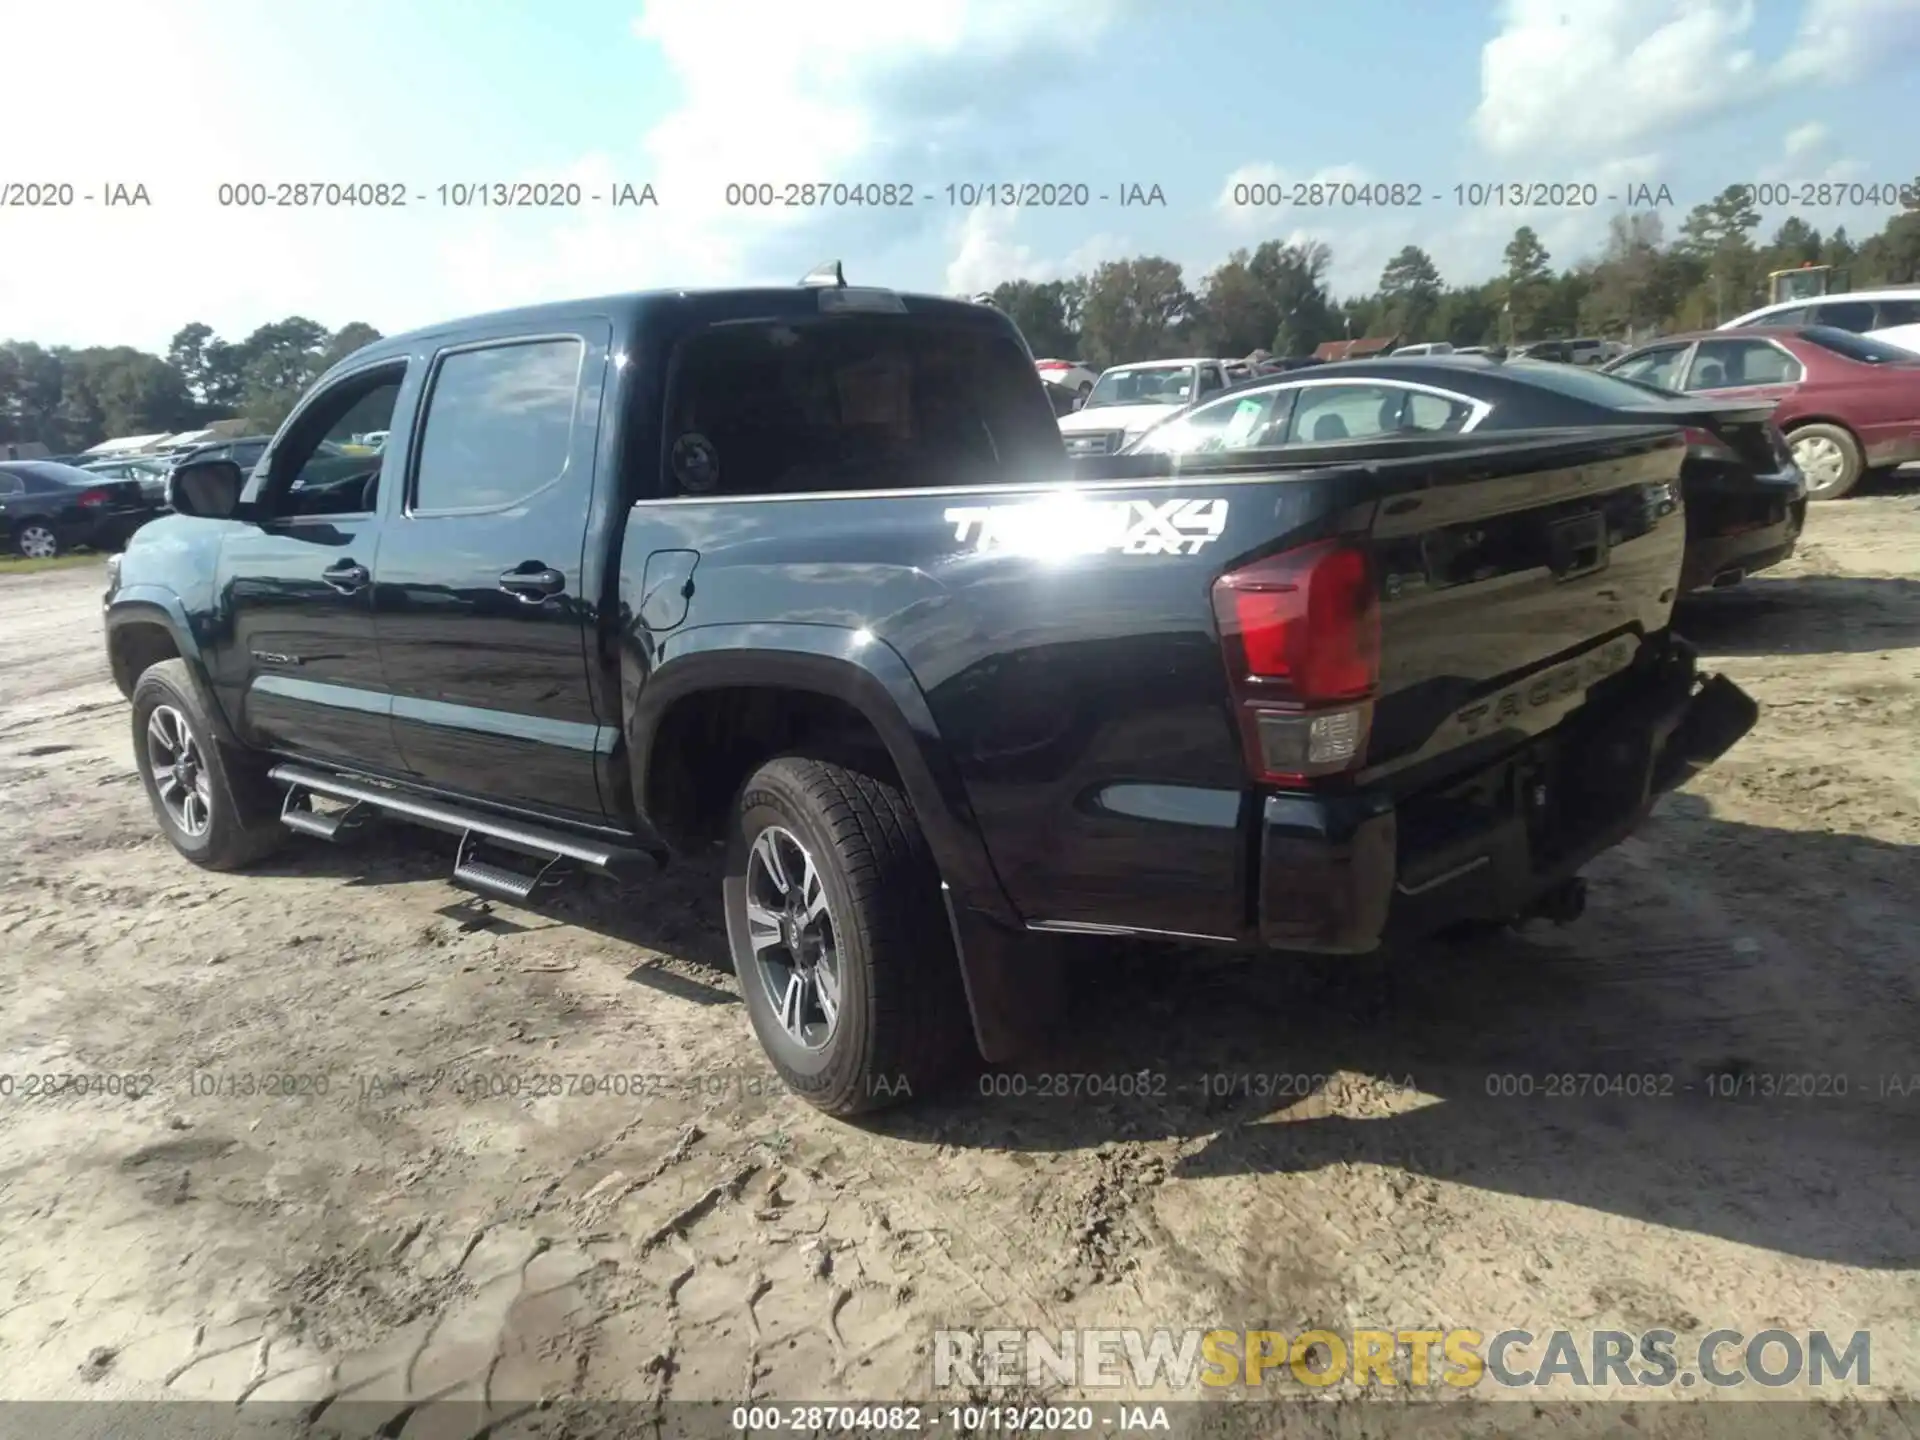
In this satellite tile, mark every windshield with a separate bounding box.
[1800,325,1918,365]
[1083,364,1198,410]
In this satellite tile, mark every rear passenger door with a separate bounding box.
[371,326,614,822]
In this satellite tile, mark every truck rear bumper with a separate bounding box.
[1257,662,1758,953]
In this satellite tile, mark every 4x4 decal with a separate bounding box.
[944,496,1229,557]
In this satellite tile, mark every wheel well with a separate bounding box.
[644,686,900,852]
[1783,416,1861,448]
[108,622,182,698]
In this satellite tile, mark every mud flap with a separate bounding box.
[941,884,1068,1063]
[1652,673,1759,795]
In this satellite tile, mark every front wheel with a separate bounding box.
[130,659,287,870]
[14,523,59,559]
[723,755,971,1116]
[1788,423,1863,501]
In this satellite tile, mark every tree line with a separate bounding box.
[990,181,1920,369]
[4,181,1918,451]
[0,318,381,454]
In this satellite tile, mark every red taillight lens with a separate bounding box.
[75,488,109,507]
[1213,540,1379,702]
[1681,426,1739,462]
[1212,539,1381,787]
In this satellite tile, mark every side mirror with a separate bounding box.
[167,459,246,519]
[1071,394,1086,411]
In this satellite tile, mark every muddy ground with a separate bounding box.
[0,483,1916,1436]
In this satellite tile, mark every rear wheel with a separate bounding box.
[130,659,287,870]
[14,523,58,559]
[1788,423,1863,501]
[723,755,970,1116]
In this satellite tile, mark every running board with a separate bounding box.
[268,764,663,890]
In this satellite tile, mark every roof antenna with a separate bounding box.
[800,260,846,288]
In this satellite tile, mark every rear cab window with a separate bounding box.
[659,316,1063,497]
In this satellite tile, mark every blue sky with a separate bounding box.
[3,0,1917,353]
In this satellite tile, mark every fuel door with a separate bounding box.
[639,549,700,632]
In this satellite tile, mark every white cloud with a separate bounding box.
[1474,0,1920,162]
[0,0,1126,352]
[1775,0,1920,83]
[440,0,1129,316]
[1782,122,1830,163]
[942,208,1134,293]
[1474,0,1761,159]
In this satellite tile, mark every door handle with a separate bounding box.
[322,560,369,593]
[498,565,566,603]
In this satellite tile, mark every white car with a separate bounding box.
[1033,359,1098,399]
[1720,289,1920,356]
[1056,358,1233,456]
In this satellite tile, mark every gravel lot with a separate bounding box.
[1,485,1916,1434]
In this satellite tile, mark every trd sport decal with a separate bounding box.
[944,497,1229,557]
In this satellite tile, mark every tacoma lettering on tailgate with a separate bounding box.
[1452,635,1640,739]
[944,496,1229,557]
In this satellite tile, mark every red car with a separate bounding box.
[1604,324,1920,499]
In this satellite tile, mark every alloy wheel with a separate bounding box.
[145,704,213,837]
[1792,434,1848,496]
[743,824,843,1049]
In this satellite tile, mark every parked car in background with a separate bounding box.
[167,435,272,477]
[1253,356,1325,376]
[84,456,174,505]
[1033,359,1098,400]
[1123,355,1806,594]
[1390,341,1455,357]
[1057,357,1232,456]
[1514,337,1613,366]
[1719,288,1920,356]
[1040,378,1082,417]
[1604,325,1920,500]
[0,461,162,558]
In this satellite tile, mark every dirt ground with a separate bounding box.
[1,482,1916,1436]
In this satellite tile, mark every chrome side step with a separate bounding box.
[269,763,663,899]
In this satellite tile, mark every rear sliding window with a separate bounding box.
[661,319,1065,497]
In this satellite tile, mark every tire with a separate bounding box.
[1787,422,1863,501]
[14,522,59,559]
[130,659,287,870]
[723,755,971,1116]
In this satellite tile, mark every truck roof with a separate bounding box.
[338,285,1006,372]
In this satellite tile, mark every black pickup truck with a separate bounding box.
[102,270,1758,1114]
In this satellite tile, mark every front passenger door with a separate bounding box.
[214,363,412,773]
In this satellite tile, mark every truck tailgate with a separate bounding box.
[1357,425,1688,789]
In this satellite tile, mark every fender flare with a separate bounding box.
[625,622,1015,924]
[624,624,1061,1062]
[104,589,242,749]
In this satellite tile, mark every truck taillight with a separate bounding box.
[1211,538,1380,787]
[1682,426,1740,462]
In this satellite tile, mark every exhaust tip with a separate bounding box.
[1710,568,1746,588]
